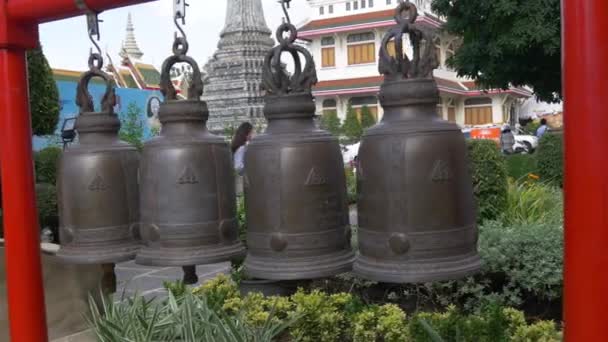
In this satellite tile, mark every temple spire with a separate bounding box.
[203,0,274,131]
[119,13,144,60]
[221,0,271,36]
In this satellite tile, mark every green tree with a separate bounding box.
[360,105,376,130]
[28,45,61,135]
[320,110,342,136]
[432,0,561,103]
[342,103,363,142]
[119,102,145,150]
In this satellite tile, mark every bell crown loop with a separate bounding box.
[261,21,318,96]
[379,0,439,81]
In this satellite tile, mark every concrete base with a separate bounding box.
[0,240,104,342]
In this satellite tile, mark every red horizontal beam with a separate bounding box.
[7,0,158,23]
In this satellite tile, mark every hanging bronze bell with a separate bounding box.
[57,54,141,264]
[136,37,245,267]
[243,22,355,280]
[354,1,481,283]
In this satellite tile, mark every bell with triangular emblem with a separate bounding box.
[57,53,141,264]
[243,20,355,280]
[136,35,245,274]
[354,1,481,283]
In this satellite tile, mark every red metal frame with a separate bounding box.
[0,1,157,340]
[562,0,608,340]
[0,0,606,340]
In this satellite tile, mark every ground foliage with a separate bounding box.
[432,0,562,102]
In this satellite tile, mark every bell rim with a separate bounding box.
[134,242,246,267]
[56,244,141,265]
[353,252,482,284]
[243,249,355,281]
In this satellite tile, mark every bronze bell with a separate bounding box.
[136,36,245,268]
[243,21,355,280]
[57,54,141,264]
[354,1,481,283]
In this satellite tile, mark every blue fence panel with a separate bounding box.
[33,80,163,151]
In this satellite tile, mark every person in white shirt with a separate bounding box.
[231,122,254,175]
[536,118,549,138]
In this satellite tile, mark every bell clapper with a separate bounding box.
[182,266,198,285]
[101,263,117,294]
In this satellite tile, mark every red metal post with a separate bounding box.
[0,49,48,342]
[562,0,608,340]
[0,1,158,340]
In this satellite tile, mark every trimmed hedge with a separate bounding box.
[505,154,538,180]
[34,146,62,184]
[537,133,563,186]
[467,140,508,223]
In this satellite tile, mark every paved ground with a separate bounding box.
[114,261,231,300]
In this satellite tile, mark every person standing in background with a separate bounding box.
[501,124,515,155]
[231,122,254,176]
[536,118,549,138]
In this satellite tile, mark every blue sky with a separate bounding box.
[39,1,311,71]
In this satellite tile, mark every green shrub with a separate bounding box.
[119,102,145,150]
[467,140,508,223]
[108,274,562,341]
[345,167,357,204]
[320,111,342,136]
[34,146,62,184]
[505,154,537,181]
[512,320,562,342]
[360,105,376,130]
[353,304,408,342]
[537,133,563,186]
[236,196,246,244]
[502,179,562,226]
[342,103,362,143]
[410,305,510,342]
[36,183,58,229]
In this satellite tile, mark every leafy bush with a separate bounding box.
[345,167,357,204]
[119,102,145,150]
[467,140,508,223]
[505,154,537,181]
[36,183,58,241]
[536,133,563,186]
[34,146,62,184]
[320,111,342,136]
[421,221,563,312]
[502,179,562,226]
[182,275,561,341]
[342,103,362,143]
[352,304,408,342]
[360,105,376,130]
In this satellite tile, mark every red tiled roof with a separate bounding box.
[314,75,465,92]
[313,75,532,97]
[300,9,394,32]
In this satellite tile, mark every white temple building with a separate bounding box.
[298,0,533,127]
